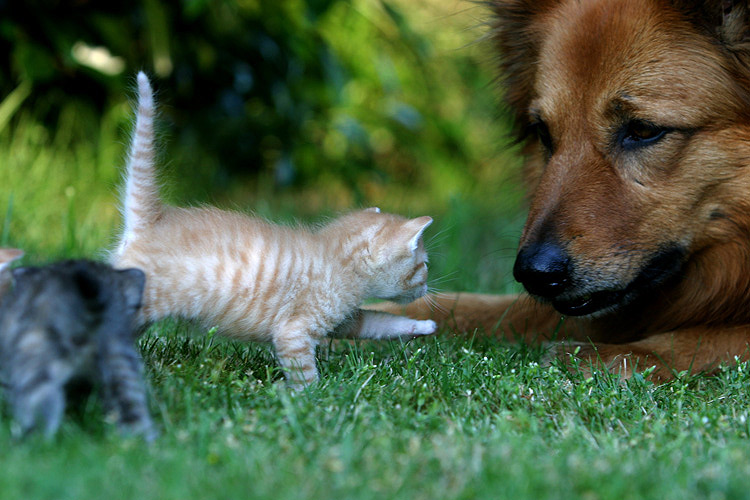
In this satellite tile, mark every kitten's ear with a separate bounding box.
[404,216,433,252]
[0,249,23,294]
[118,268,146,309]
[0,248,23,272]
[11,266,38,280]
[364,207,381,213]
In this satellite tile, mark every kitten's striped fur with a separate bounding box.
[0,257,154,440]
[113,73,436,388]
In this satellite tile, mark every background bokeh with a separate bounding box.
[0,0,526,293]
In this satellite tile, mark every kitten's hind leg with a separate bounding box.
[273,324,319,390]
[98,334,157,441]
[9,375,66,439]
[333,309,437,340]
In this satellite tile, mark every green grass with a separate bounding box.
[2,328,750,500]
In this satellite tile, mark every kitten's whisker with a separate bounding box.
[428,270,459,286]
[423,291,448,314]
[429,290,457,301]
[425,227,454,252]
[426,226,453,245]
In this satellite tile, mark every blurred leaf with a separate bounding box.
[0,0,516,208]
[0,79,31,134]
[144,0,173,77]
[12,42,56,82]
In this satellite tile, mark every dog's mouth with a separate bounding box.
[550,245,686,317]
[552,289,625,316]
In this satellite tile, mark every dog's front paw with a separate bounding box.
[541,340,664,380]
[540,341,591,367]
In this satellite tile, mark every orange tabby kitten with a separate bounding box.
[113,73,436,388]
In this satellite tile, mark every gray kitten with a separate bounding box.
[0,253,156,440]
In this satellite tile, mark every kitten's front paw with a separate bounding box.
[411,319,437,336]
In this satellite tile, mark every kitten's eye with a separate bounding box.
[529,120,554,154]
[621,120,669,150]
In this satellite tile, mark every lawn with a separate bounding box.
[2,326,750,499]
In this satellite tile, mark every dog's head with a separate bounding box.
[493,0,750,317]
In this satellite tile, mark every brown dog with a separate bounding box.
[376,0,750,380]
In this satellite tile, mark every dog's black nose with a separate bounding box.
[513,242,571,298]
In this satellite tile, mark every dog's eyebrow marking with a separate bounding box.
[610,93,635,114]
[606,94,644,122]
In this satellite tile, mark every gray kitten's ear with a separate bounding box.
[404,216,433,252]
[7,266,39,296]
[118,268,146,309]
[364,207,381,213]
[11,266,38,280]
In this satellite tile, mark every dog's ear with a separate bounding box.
[674,1,750,49]
[674,0,750,84]
[719,1,750,47]
[490,1,557,140]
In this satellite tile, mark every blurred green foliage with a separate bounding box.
[0,0,526,292]
[0,0,521,205]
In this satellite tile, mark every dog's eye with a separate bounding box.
[621,120,668,149]
[530,120,554,153]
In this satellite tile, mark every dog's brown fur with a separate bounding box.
[375,0,750,380]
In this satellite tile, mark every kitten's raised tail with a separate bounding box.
[119,72,162,251]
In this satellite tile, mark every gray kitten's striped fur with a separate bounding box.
[0,255,155,440]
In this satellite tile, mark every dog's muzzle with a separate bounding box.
[513,241,686,317]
